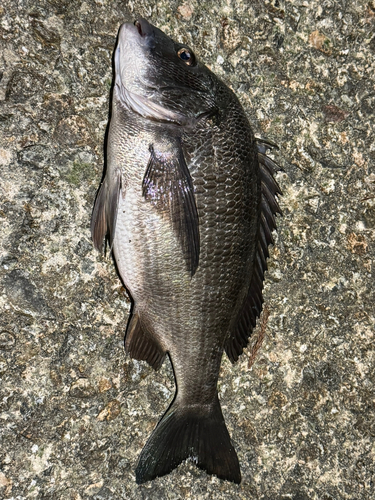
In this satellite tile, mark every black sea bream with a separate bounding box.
[91,18,282,484]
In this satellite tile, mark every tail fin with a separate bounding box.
[135,396,241,484]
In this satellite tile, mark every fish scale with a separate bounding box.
[91,18,282,484]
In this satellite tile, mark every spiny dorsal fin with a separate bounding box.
[142,139,200,276]
[225,140,283,363]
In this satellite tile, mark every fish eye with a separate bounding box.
[177,47,195,66]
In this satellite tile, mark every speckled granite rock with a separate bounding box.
[0,0,374,499]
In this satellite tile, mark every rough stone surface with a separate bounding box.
[0,0,374,498]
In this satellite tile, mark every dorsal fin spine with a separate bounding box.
[225,140,283,363]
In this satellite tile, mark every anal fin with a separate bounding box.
[125,312,165,371]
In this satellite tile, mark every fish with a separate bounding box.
[91,18,282,484]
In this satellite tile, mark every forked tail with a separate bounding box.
[135,395,241,484]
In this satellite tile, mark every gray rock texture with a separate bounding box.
[0,0,374,498]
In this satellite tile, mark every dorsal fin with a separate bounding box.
[225,140,283,363]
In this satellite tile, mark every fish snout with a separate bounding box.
[134,18,154,38]
[117,18,156,50]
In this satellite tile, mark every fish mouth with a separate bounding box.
[115,19,193,126]
[117,18,156,46]
[133,18,154,39]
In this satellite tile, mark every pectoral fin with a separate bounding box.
[142,139,200,276]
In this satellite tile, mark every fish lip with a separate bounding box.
[117,18,156,48]
[133,18,154,38]
[114,19,194,127]
[134,20,143,36]
[114,19,156,89]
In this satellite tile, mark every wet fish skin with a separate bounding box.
[91,18,282,484]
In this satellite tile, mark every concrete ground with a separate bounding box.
[0,0,374,498]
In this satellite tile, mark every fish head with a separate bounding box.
[114,18,218,127]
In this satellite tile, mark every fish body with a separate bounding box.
[91,18,282,484]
